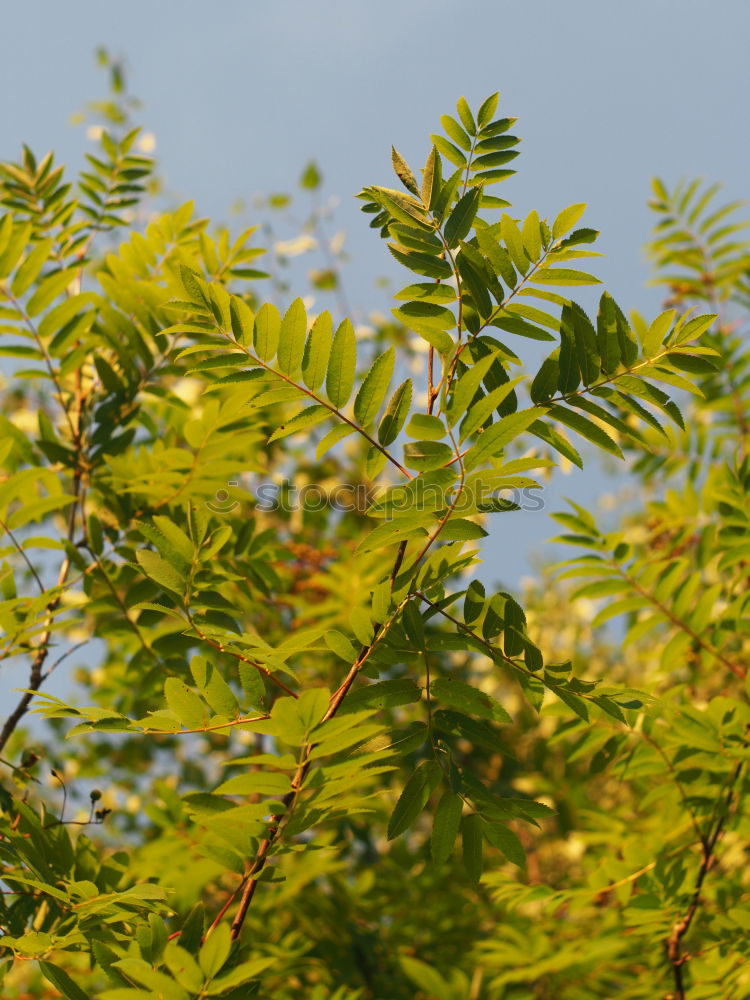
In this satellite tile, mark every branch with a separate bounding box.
[0,478,82,755]
[225,599,408,941]
[666,760,744,999]
[614,563,746,680]
[213,328,414,481]
[186,612,298,700]
[0,515,46,594]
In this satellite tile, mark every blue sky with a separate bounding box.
[2,0,749,585]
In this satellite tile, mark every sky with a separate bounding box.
[1,0,749,592]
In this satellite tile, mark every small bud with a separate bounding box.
[90,789,102,802]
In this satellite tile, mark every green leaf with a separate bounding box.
[203,958,276,994]
[164,678,206,729]
[379,187,433,228]
[26,269,74,317]
[664,351,718,375]
[179,265,208,306]
[394,282,456,305]
[530,351,560,404]
[390,222,444,254]
[387,760,441,840]
[406,414,446,441]
[399,956,452,999]
[459,258,495,321]
[564,302,600,386]
[354,347,395,425]
[229,295,254,346]
[552,203,587,239]
[276,297,307,375]
[500,214,529,275]
[432,167,464,221]
[113,960,189,1000]
[324,629,359,662]
[343,678,422,712]
[190,657,239,717]
[432,790,463,863]
[214,771,291,796]
[476,136,518,154]
[464,579,485,623]
[672,312,716,346]
[484,822,526,867]
[456,96,477,135]
[356,515,430,555]
[151,516,194,563]
[199,923,232,979]
[392,146,420,197]
[403,440,454,471]
[459,377,524,442]
[596,292,622,374]
[402,600,425,647]
[431,677,511,723]
[641,309,676,358]
[461,813,483,881]
[459,241,504,304]
[521,210,542,262]
[300,160,321,190]
[39,962,91,1000]
[12,239,54,297]
[477,92,500,129]
[302,310,333,390]
[558,320,580,395]
[438,518,487,541]
[267,404,330,442]
[502,596,526,657]
[316,423,355,458]
[0,220,32,277]
[464,409,539,470]
[421,145,439,210]
[440,114,472,151]
[430,135,467,168]
[477,228,517,287]
[254,302,281,361]
[446,351,499,427]
[163,942,204,993]
[416,326,456,356]
[610,295,638,365]
[309,713,381,758]
[378,379,413,446]
[444,188,482,248]
[545,404,623,458]
[136,550,184,595]
[393,301,456,339]
[178,904,206,952]
[528,420,583,468]
[533,268,600,286]
[388,244,453,279]
[472,151,520,171]
[558,227,599,248]
[326,318,357,408]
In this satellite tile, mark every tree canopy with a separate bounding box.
[0,59,748,1000]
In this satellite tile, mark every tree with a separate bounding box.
[0,61,745,999]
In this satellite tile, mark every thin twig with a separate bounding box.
[0,493,80,754]
[666,760,744,998]
[226,599,408,940]
[186,613,298,700]
[0,516,46,594]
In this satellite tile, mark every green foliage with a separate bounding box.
[0,74,746,1000]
